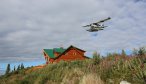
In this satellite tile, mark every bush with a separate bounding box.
[93,52,101,65]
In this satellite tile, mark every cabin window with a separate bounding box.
[73,52,76,55]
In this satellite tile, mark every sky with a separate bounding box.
[0,0,146,74]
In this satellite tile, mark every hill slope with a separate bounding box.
[0,52,146,84]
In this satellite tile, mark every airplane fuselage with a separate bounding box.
[87,28,104,32]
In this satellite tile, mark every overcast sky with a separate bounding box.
[0,0,146,63]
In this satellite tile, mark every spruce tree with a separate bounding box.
[138,47,146,56]
[14,66,16,71]
[21,63,24,69]
[17,65,20,71]
[5,64,10,75]
[121,49,126,57]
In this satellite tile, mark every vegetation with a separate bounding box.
[0,47,146,84]
[5,64,10,75]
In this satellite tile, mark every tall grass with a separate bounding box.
[80,74,104,84]
[0,47,146,84]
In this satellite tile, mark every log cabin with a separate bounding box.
[43,45,89,64]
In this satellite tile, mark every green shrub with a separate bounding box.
[93,52,101,65]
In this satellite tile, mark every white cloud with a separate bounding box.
[0,0,146,62]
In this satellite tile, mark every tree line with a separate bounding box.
[5,63,25,75]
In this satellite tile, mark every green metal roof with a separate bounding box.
[53,48,66,53]
[44,49,55,58]
[43,48,66,58]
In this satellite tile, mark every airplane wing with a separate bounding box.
[83,24,91,27]
[96,17,111,23]
[83,17,111,27]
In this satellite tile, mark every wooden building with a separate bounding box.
[43,45,89,64]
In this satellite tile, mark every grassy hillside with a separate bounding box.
[0,48,146,84]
